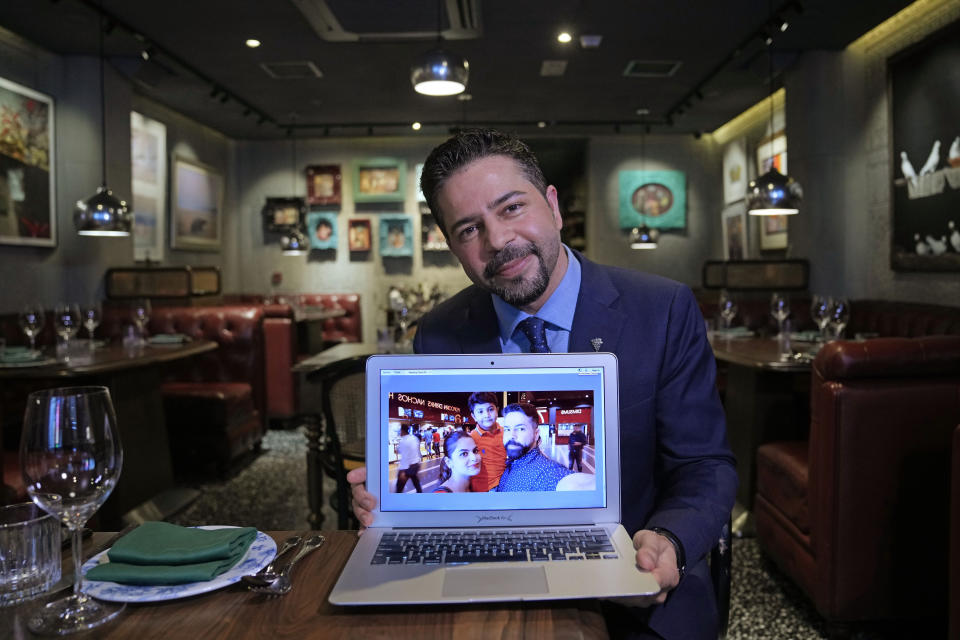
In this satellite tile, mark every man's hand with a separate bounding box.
[607,529,681,608]
[346,467,376,534]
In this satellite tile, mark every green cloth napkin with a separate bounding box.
[788,330,821,341]
[1,349,41,362]
[148,333,189,344]
[713,326,752,336]
[85,521,257,585]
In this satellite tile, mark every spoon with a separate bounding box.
[241,535,301,588]
[247,534,325,595]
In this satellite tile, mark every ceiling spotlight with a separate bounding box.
[537,121,547,128]
[779,20,789,32]
[411,122,422,131]
[635,108,650,116]
[411,49,469,96]
[140,46,155,61]
[457,93,472,101]
[245,38,261,48]
[765,35,774,45]
[557,31,573,44]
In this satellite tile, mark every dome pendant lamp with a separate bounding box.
[411,0,469,96]
[74,7,131,236]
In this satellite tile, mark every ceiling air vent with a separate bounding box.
[291,0,482,42]
[540,60,568,77]
[260,61,324,79]
[623,60,681,78]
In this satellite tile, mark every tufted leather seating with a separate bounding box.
[101,304,268,474]
[755,336,960,626]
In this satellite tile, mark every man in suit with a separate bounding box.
[349,129,736,639]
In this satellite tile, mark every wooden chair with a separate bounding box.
[305,355,367,530]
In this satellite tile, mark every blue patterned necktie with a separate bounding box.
[518,316,551,353]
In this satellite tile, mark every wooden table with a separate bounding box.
[709,336,815,520]
[3,531,609,639]
[0,341,218,527]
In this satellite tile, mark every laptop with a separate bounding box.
[329,352,660,605]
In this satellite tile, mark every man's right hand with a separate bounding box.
[346,466,376,533]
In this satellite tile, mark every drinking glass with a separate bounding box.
[18,304,45,352]
[54,303,81,360]
[0,502,61,606]
[131,298,151,344]
[829,297,851,339]
[20,386,124,634]
[770,292,791,337]
[810,295,832,341]
[81,302,102,349]
[718,289,738,330]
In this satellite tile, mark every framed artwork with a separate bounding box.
[353,157,406,203]
[421,212,447,250]
[171,156,223,251]
[306,164,341,206]
[0,76,55,247]
[721,205,747,260]
[415,163,426,202]
[130,111,167,262]
[618,170,686,230]
[306,211,337,250]
[262,197,304,232]
[889,19,960,271]
[348,218,372,251]
[722,138,747,204]
[379,215,413,257]
[759,213,788,250]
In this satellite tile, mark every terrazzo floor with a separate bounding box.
[167,428,929,640]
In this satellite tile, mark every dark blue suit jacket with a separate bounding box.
[414,252,737,639]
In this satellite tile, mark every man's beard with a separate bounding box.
[505,439,533,460]
[481,241,555,308]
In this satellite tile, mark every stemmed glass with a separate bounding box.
[829,297,851,339]
[770,292,791,338]
[81,302,102,350]
[20,386,125,634]
[810,295,832,342]
[131,298,151,345]
[18,304,45,352]
[718,289,738,331]
[54,303,81,360]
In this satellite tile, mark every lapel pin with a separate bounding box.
[591,337,603,352]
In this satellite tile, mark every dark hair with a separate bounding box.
[468,391,499,414]
[400,424,410,435]
[438,430,476,484]
[502,402,539,423]
[420,128,547,234]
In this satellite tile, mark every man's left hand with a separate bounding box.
[627,529,681,606]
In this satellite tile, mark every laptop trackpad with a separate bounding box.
[442,566,548,597]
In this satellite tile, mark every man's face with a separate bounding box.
[435,155,565,312]
[471,402,498,431]
[502,410,538,459]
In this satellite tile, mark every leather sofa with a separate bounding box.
[755,336,960,627]
[225,293,363,347]
[952,424,960,640]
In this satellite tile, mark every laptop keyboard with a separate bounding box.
[370,528,619,565]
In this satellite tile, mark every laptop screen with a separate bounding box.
[376,363,608,513]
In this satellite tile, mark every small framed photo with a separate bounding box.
[421,212,447,251]
[760,214,789,250]
[306,164,341,206]
[261,197,305,233]
[306,211,338,250]
[721,205,747,260]
[353,158,406,203]
[171,156,223,251]
[379,216,413,257]
[348,218,372,251]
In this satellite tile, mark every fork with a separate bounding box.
[247,534,325,596]
[240,535,302,589]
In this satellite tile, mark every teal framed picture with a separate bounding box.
[379,215,413,257]
[353,157,407,203]
[306,211,338,250]
[618,170,686,230]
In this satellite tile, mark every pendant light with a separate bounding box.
[630,123,658,250]
[74,7,131,236]
[410,0,469,96]
[281,132,308,256]
[747,2,802,216]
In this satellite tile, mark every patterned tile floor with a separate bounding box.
[168,428,933,640]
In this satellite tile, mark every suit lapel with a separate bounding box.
[569,254,626,354]
[455,288,502,353]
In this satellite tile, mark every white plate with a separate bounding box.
[80,527,276,603]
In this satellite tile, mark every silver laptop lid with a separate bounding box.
[365,352,621,528]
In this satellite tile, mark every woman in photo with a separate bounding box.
[434,431,481,493]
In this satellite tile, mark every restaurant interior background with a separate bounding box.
[0,0,958,338]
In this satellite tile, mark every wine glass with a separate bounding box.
[19,386,125,634]
[829,297,851,339]
[81,302,102,349]
[770,292,791,337]
[131,298,151,345]
[718,289,738,331]
[54,303,81,360]
[18,304,45,352]
[810,295,832,342]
